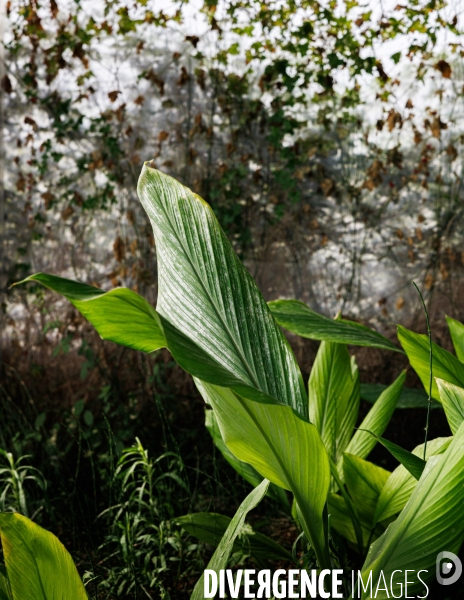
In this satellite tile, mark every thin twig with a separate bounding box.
[412,281,433,460]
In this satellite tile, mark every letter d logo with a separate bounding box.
[436,551,462,585]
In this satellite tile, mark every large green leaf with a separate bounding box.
[343,454,390,529]
[360,420,464,599]
[0,512,87,600]
[360,383,441,409]
[196,381,331,569]
[176,512,292,562]
[398,325,464,399]
[190,480,269,600]
[436,378,464,434]
[15,273,166,353]
[205,410,290,509]
[342,371,406,463]
[268,299,402,352]
[446,315,464,363]
[308,342,359,462]
[137,166,331,567]
[373,437,451,524]
[138,165,307,418]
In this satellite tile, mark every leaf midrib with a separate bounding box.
[154,185,266,391]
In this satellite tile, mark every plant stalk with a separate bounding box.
[412,281,433,460]
[329,457,365,557]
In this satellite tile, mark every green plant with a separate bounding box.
[15,165,464,598]
[0,512,86,600]
[0,450,46,518]
[94,438,200,599]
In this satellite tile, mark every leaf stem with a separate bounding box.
[329,458,364,557]
[412,281,433,460]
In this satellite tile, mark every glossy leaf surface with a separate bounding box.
[138,165,307,418]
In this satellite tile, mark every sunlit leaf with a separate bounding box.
[436,378,464,434]
[14,273,166,353]
[138,165,308,418]
[197,381,331,570]
[446,316,464,363]
[268,299,402,352]
[342,371,406,463]
[360,421,464,599]
[308,342,359,462]
[398,325,464,399]
[0,513,87,600]
[205,410,290,509]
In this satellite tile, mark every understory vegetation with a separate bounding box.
[2,1,464,599]
[2,166,464,600]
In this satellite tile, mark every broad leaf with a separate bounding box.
[446,315,464,363]
[137,166,331,567]
[176,512,292,562]
[398,325,464,399]
[16,275,297,405]
[358,431,426,480]
[190,480,269,600]
[138,165,308,418]
[436,378,464,434]
[205,410,290,509]
[308,342,359,462]
[360,420,464,599]
[374,437,451,524]
[17,276,285,404]
[196,380,331,569]
[343,371,406,462]
[0,512,87,600]
[343,454,390,528]
[15,273,166,353]
[268,299,402,352]
[360,383,440,409]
